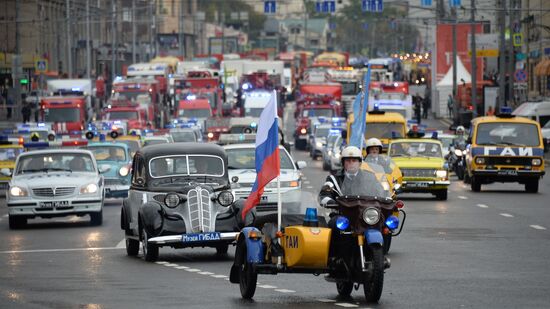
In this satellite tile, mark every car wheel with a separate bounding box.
[525,180,539,193]
[470,176,481,192]
[322,160,330,171]
[141,226,159,262]
[435,190,448,200]
[216,243,229,255]
[126,237,140,256]
[8,216,27,230]
[336,281,353,297]
[90,210,103,226]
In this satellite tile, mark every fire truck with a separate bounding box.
[328,67,362,116]
[40,96,89,134]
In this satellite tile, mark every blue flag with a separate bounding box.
[349,66,372,148]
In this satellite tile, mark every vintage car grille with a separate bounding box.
[400,168,436,178]
[482,156,533,166]
[32,187,75,197]
[104,178,124,186]
[187,187,212,233]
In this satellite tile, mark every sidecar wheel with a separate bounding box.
[336,281,353,297]
[238,244,257,299]
[363,246,384,303]
[383,234,392,254]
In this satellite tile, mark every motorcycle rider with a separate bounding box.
[364,138,392,173]
[452,126,467,147]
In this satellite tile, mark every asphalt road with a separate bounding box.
[1,105,549,309]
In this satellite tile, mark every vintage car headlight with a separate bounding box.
[9,186,27,197]
[119,166,130,177]
[217,190,234,207]
[362,207,380,225]
[454,149,463,156]
[80,183,98,194]
[164,193,180,208]
[532,158,542,166]
[475,157,485,165]
[435,170,448,178]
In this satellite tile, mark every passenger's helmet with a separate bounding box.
[341,146,362,163]
[456,126,465,134]
[365,138,383,153]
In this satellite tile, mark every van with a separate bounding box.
[346,110,407,152]
[512,100,550,127]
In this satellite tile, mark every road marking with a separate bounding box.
[211,274,228,278]
[257,285,277,289]
[335,303,359,308]
[116,239,126,248]
[175,266,189,269]
[274,289,295,293]
[306,186,314,189]
[457,195,468,200]
[0,247,124,254]
[530,225,547,230]
[155,261,169,264]
[164,263,179,267]
[317,298,337,303]
[477,204,489,208]
[184,268,201,272]
[198,271,214,275]
[500,213,514,218]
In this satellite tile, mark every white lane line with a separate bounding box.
[211,274,228,278]
[530,225,547,230]
[164,263,179,267]
[257,285,277,289]
[198,271,214,275]
[457,195,468,200]
[477,204,489,208]
[184,268,201,272]
[500,213,514,218]
[155,261,169,264]
[306,186,314,189]
[274,289,295,293]
[303,180,311,184]
[335,303,359,308]
[2,214,8,217]
[0,247,124,254]
[115,239,126,248]
[317,298,337,303]
[175,266,189,269]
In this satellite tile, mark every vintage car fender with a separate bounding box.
[139,201,165,237]
[365,229,383,245]
[240,227,264,264]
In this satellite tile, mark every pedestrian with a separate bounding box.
[486,106,495,116]
[22,102,32,123]
[414,93,422,124]
[447,94,454,118]
[6,88,14,119]
[422,93,430,119]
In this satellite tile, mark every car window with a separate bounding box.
[0,148,23,161]
[226,147,295,170]
[171,131,196,142]
[131,154,145,187]
[149,155,223,178]
[188,155,224,176]
[143,139,168,147]
[85,146,127,162]
[16,153,95,174]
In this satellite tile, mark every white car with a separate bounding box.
[224,143,306,214]
[6,149,105,229]
[142,135,174,147]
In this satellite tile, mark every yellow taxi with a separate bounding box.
[346,110,407,153]
[0,140,25,193]
[388,132,450,200]
[465,108,545,192]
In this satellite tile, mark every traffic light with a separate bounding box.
[20,78,29,85]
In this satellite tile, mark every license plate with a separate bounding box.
[39,201,69,208]
[498,170,517,176]
[408,182,430,188]
[182,232,221,243]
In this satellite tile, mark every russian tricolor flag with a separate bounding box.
[241,90,280,220]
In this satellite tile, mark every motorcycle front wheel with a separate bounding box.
[363,245,384,303]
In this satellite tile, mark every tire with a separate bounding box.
[90,210,103,226]
[435,190,448,200]
[470,176,481,192]
[463,171,471,184]
[126,237,140,256]
[363,246,384,303]
[525,180,539,193]
[322,160,330,171]
[383,234,392,254]
[216,243,229,255]
[456,166,464,180]
[336,281,353,297]
[238,243,257,299]
[8,216,27,230]
[141,226,159,262]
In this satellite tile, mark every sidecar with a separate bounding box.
[121,143,243,262]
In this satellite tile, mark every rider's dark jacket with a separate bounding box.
[318,170,346,204]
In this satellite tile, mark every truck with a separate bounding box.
[328,67,362,116]
[40,96,89,134]
[126,62,170,103]
[368,81,413,120]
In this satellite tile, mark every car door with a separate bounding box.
[126,154,146,232]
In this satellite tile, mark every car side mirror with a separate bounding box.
[0,168,11,177]
[296,161,307,169]
[98,164,111,174]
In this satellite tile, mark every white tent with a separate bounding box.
[435,56,472,117]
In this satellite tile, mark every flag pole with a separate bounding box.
[275,90,282,267]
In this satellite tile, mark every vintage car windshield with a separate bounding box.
[365,123,405,139]
[341,167,390,198]
[475,122,540,146]
[149,155,224,179]
[170,131,197,142]
[389,141,442,158]
[0,148,24,161]
[226,148,295,170]
[16,153,95,174]
[85,146,127,162]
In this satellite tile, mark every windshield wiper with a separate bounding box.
[48,168,72,173]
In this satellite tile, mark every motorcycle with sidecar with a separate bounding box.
[229,167,406,302]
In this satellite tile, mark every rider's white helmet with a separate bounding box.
[456,126,465,134]
[365,138,383,151]
[341,146,362,162]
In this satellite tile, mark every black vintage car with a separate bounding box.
[121,142,245,262]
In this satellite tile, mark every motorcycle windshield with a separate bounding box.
[341,168,391,199]
[364,154,393,174]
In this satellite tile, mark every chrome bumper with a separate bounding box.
[148,232,239,245]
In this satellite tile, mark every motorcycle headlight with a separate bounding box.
[9,186,27,197]
[217,190,234,207]
[435,170,448,178]
[475,157,485,165]
[454,149,463,156]
[362,207,380,225]
[119,166,130,177]
[164,193,180,208]
[80,183,98,194]
[532,158,542,166]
